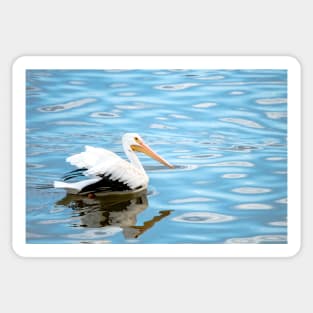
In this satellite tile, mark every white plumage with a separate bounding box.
[67,145,148,189]
[53,133,173,194]
[53,177,102,192]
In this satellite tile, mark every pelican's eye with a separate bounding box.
[134,136,140,143]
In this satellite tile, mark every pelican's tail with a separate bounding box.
[53,177,102,193]
[53,181,76,189]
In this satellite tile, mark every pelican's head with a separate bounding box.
[122,133,174,168]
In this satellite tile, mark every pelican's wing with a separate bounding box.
[66,146,148,189]
[66,145,119,170]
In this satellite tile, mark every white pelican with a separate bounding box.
[53,133,174,194]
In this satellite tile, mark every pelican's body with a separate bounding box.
[53,133,173,194]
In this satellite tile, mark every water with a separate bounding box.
[26,69,288,244]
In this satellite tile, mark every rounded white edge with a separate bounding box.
[286,241,302,258]
[12,55,30,72]
[11,240,27,259]
[282,55,302,70]
[12,55,27,259]
[9,243,302,259]
[286,54,302,259]
[9,55,304,70]
[11,55,301,258]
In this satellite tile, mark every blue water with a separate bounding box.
[26,69,288,244]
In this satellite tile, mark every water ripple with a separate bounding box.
[109,83,128,88]
[104,69,131,73]
[192,102,217,108]
[256,98,287,105]
[53,120,96,126]
[149,123,176,129]
[235,203,273,210]
[222,173,247,179]
[266,157,286,161]
[207,161,255,167]
[27,86,41,92]
[169,114,191,120]
[225,235,287,244]
[173,212,235,224]
[274,171,287,175]
[169,164,199,171]
[115,103,147,110]
[220,117,263,128]
[39,218,73,225]
[66,227,121,239]
[27,232,49,239]
[266,112,287,119]
[232,187,271,194]
[68,80,86,85]
[170,197,212,204]
[193,180,210,185]
[38,98,97,112]
[118,92,137,96]
[80,240,111,244]
[226,145,259,152]
[27,163,44,169]
[269,221,287,227]
[195,75,224,80]
[153,71,169,75]
[178,153,222,159]
[90,112,119,118]
[154,83,199,90]
[229,91,245,95]
[276,198,287,204]
[215,81,285,86]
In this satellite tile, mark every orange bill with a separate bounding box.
[131,141,174,168]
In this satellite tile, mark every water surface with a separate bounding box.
[26,69,288,244]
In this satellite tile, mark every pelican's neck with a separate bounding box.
[123,141,145,173]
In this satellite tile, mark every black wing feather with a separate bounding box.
[62,168,134,193]
[80,176,132,193]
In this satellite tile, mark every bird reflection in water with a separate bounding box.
[55,190,172,240]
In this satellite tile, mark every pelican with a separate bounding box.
[53,133,174,194]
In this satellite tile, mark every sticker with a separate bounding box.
[12,56,301,257]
